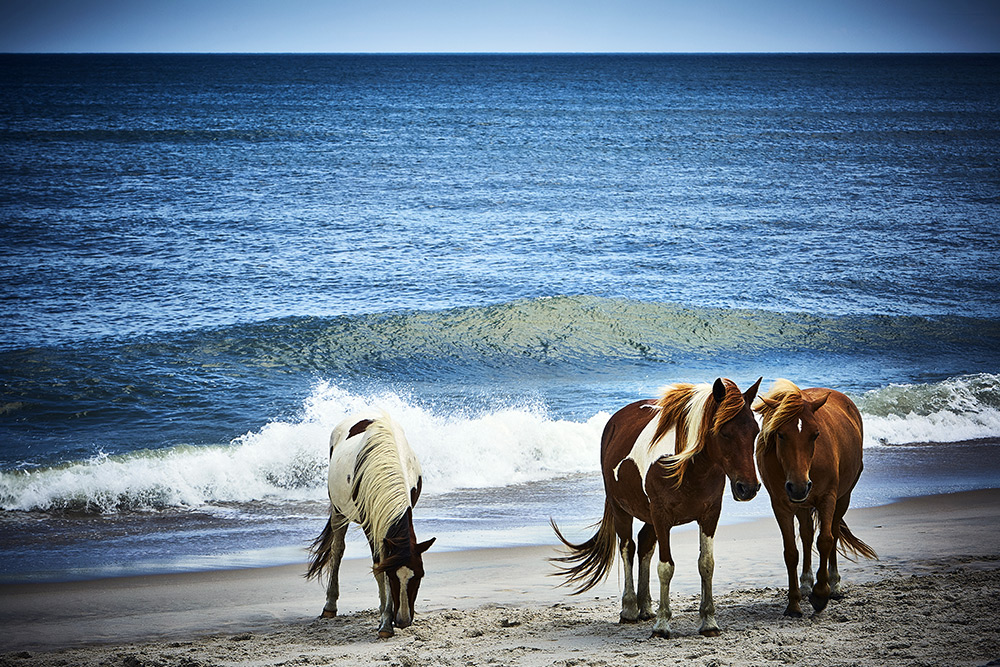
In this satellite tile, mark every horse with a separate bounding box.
[551,377,762,638]
[753,379,877,617]
[307,412,435,638]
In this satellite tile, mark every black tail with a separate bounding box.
[838,518,878,561]
[549,501,618,594]
[305,517,334,580]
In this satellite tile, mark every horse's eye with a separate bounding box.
[776,433,785,441]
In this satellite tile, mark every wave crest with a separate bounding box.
[0,383,608,514]
[2,373,998,514]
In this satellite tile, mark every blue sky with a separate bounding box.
[2,0,998,53]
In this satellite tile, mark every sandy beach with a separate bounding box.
[2,488,999,667]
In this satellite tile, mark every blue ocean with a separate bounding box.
[1,54,999,582]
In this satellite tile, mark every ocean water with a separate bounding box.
[1,54,999,583]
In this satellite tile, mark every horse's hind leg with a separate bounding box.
[617,517,640,623]
[635,523,656,621]
[828,495,851,599]
[322,517,349,618]
[808,496,837,612]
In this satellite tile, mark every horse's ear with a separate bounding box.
[809,392,831,412]
[416,537,436,554]
[712,378,726,403]
[755,395,780,411]
[743,376,763,404]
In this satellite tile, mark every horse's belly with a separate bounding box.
[607,458,653,524]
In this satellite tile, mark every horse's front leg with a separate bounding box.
[808,497,837,612]
[774,506,802,617]
[650,528,674,639]
[796,507,815,597]
[697,525,720,636]
[635,523,657,621]
[376,570,394,638]
[321,518,349,618]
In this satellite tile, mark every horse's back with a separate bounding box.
[600,400,659,474]
[807,388,864,493]
[327,413,422,521]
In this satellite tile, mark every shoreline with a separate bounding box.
[2,487,999,665]
[4,438,999,586]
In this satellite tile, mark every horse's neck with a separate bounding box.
[678,439,724,481]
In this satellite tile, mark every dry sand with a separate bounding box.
[2,488,999,666]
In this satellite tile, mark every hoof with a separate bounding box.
[619,616,639,624]
[783,607,803,618]
[700,628,721,638]
[639,610,656,621]
[809,592,830,612]
[650,629,671,639]
[378,629,394,639]
[320,609,337,618]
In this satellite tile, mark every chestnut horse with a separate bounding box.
[307,413,435,637]
[753,379,877,617]
[552,378,762,638]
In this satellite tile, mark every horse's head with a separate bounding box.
[707,377,763,502]
[378,527,435,630]
[754,380,830,503]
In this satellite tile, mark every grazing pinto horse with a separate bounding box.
[753,379,877,617]
[552,378,762,638]
[307,413,435,638]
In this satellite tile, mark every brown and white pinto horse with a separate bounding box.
[552,378,762,638]
[307,413,435,638]
[753,379,877,617]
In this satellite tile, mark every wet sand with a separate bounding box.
[2,488,999,666]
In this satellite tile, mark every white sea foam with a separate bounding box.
[2,374,998,513]
[858,373,1000,447]
[0,382,609,513]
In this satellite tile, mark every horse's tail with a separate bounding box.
[837,518,878,561]
[549,501,618,594]
[305,516,335,580]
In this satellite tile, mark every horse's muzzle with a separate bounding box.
[785,480,812,503]
[731,479,760,502]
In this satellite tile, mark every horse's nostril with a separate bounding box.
[785,481,811,501]
[734,481,757,500]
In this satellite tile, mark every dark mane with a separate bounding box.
[372,508,414,575]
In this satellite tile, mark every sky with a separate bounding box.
[1,0,998,53]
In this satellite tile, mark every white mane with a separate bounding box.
[344,415,412,560]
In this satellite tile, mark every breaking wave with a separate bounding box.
[4,373,1000,514]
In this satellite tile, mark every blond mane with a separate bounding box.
[653,379,746,485]
[752,378,805,455]
[344,415,412,560]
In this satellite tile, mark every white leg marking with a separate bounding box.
[620,542,639,622]
[637,544,655,620]
[829,548,842,597]
[698,529,720,635]
[652,561,675,637]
